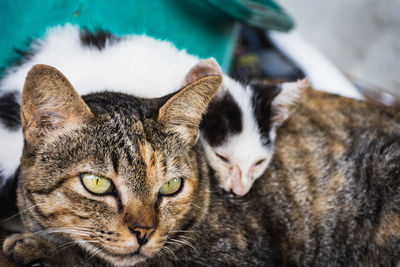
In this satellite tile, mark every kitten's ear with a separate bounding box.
[252,78,308,128]
[159,75,222,146]
[21,64,93,145]
[183,58,223,86]
[182,58,226,98]
[271,78,309,125]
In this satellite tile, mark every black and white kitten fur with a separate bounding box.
[0,24,304,198]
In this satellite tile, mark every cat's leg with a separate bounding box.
[3,233,96,266]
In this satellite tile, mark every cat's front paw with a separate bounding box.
[3,233,55,266]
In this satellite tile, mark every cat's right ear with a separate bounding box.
[159,74,222,146]
[21,64,93,146]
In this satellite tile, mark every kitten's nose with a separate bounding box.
[230,165,251,196]
[129,224,155,246]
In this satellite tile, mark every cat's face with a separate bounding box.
[200,79,307,196]
[18,65,221,266]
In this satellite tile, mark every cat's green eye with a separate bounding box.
[81,173,112,195]
[159,177,182,196]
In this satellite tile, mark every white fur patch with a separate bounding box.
[0,125,23,183]
[0,24,200,99]
[278,79,308,107]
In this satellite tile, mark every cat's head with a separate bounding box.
[200,77,309,196]
[18,64,221,266]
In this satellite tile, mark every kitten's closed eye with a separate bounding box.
[215,153,230,164]
[254,159,266,166]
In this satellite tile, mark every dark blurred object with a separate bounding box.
[206,0,294,31]
[230,24,304,82]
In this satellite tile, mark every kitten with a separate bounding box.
[4,64,400,266]
[0,25,302,196]
[199,76,307,196]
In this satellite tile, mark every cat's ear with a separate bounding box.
[21,64,93,145]
[183,58,223,86]
[182,58,226,98]
[271,78,309,125]
[158,75,222,146]
[252,78,309,128]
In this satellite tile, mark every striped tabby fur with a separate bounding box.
[4,65,400,266]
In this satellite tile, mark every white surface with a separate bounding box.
[269,30,364,100]
[276,0,400,96]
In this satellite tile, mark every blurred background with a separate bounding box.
[230,0,400,106]
[1,0,398,106]
[276,0,400,106]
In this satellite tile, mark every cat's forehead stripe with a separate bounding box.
[138,141,167,184]
[139,142,154,168]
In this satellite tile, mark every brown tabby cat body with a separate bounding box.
[4,65,400,266]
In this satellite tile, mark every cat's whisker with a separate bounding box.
[166,239,193,259]
[169,230,196,234]
[155,250,168,266]
[34,229,90,236]
[49,236,101,254]
[169,238,199,255]
[32,227,94,240]
[190,203,216,220]
[165,241,187,260]
[162,245,178,260]
[84,242,105,264]
[52,240,78,252]
[0,203,43,223]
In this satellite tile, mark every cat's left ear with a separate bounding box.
[252,78,309,128]
[158,75,222,146]
[21,64,93,146]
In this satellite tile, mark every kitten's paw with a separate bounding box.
[3,233,55,266]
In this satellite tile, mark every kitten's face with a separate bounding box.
[201,131,272,196]
[18,65,221,266]
[200,79,306,196]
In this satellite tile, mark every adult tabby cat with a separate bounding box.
[4,64,400,266]
[0,25,302,197]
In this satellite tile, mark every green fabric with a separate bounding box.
[206,0,294,31]
[0,0,292,76]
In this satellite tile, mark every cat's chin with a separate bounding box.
[96,248,148,266]
[81,242,150,266]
